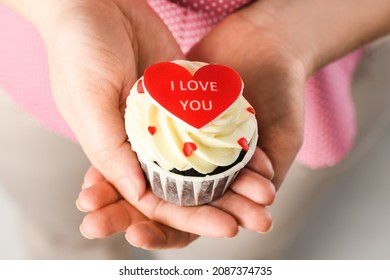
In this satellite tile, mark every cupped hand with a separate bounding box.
[43,0,277,249]
[77,147,275,250]
[187,3,308,189]
[44,0,183,202]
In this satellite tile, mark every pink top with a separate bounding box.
[0,0,363,168]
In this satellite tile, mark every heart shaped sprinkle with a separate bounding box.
[246,107,256,115]
[137,79,144,93]
[144,62,243,129]
[238,137,249,151]
[147,126,157,135]
[183,142,197,157]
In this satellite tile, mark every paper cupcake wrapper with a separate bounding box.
[137,134,258,206]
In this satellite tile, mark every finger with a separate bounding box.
[49,32,148,204]
[77,180,121,212]
[246,148,274,180]
[230,168,276,206]
[257,107,304,190]
[60,81,147,203]
[126,222,198,250]
[82,166,105,189]
[211,190,273,233]
[133,191,239,238]
[80,200,145,239]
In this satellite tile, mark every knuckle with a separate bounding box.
[91,148,115,173]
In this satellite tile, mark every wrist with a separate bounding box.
[243,0,390,76]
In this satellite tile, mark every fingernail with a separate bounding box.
[266,161,275,181]
[75,199,87,213]
[266,221,274,232]
[118,177,139,203]
[79,225,94,240]
[258,221,274,234]
[125,234,140,248]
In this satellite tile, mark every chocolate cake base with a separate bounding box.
[169,149,247,177]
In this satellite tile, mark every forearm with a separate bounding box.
[246,0,390,74]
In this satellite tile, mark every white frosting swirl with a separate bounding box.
[125,61,257,174]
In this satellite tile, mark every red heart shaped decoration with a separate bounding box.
[143,62,243,129]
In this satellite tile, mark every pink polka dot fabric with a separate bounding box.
[298,50,363,168]
[0,1,364,168]
[171,0,251,15]
[147,0,252,53]
[0,3,74,138]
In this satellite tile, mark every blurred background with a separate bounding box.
[1,37,390,260]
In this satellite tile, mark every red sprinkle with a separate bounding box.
[137,79,145,93]
[147,126,156,135]
[183,142,197,157]
[238,137,249,151]
[246,107,256,115]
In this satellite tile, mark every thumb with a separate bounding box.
[73,87,146,203]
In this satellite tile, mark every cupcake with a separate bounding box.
[125,60,258,206]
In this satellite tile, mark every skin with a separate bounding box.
[2,0,390,250]
[2,0,275,250]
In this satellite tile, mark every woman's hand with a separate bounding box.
[41,0,184,202]
[77,147,275,250]
[187,7,307,189]
[188,0,390,189]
